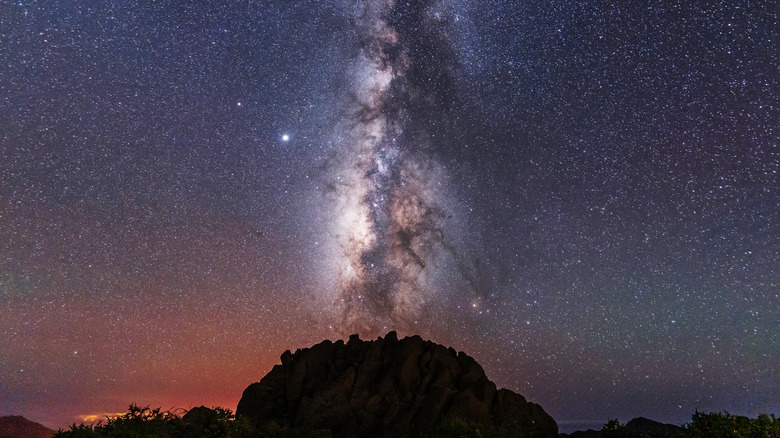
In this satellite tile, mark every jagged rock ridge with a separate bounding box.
[237,332,558,437]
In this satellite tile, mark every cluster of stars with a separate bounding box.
[0,0,776,433]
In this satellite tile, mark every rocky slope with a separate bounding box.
[237,332,557,437]
[0,416,55,438]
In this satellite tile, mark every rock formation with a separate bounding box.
[624,417,684,437]
[558,417,684,438]
[0,416,55,438]
[237,332,558,437]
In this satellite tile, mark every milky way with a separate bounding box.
[316,0,463,335]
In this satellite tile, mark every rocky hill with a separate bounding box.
[0,416,55,438]
[237,332,557,437]
[559,417,684,438]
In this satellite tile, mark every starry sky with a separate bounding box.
[1,0,777,433]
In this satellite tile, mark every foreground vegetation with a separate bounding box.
[55,404,255,438]
[685,411,780,438]
[600,412,780,438]
[55,404,780,437]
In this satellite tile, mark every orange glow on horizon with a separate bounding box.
[77,413,126,424]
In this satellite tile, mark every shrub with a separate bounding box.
[600,418,631,438]
[685,411,780,438]
[55,404,254,438]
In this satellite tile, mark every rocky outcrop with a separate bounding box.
[625,417,684,437]
[0,416,55,438]
[237,332,557,437]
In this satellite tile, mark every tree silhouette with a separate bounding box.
[54,404,253,438]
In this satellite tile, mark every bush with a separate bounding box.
[55,404,254,438]
[685,411,780,438]
[600,419,631,438]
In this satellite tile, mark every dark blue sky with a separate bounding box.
[1,0,777,432]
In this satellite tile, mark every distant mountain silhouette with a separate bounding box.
[559,417,684,437]
[0,415,55,438]
[625,417,684,437]
[237,331,558,437]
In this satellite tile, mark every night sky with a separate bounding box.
[1,0,778,432]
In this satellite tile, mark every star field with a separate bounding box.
[1,0,777,432]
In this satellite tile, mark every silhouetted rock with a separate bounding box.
[237,332,558,437]
[557,417,684,438]
[625,417,683,437]
[559,430,602,438]
[0,416,55,438]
